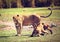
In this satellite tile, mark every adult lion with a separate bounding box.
[13,8,52,36]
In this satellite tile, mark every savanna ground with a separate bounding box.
[0,7,60,42]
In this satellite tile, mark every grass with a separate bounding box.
[0,24,7,28]
[0,27,60,42]
[0,8,60,42]
[0,8,60,21]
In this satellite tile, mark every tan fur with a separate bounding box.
[36,24,48,34]
[13,15,24,36]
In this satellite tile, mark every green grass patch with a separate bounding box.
[0,8,60,21]
[0,24,7,28]
[0,27,60,42]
